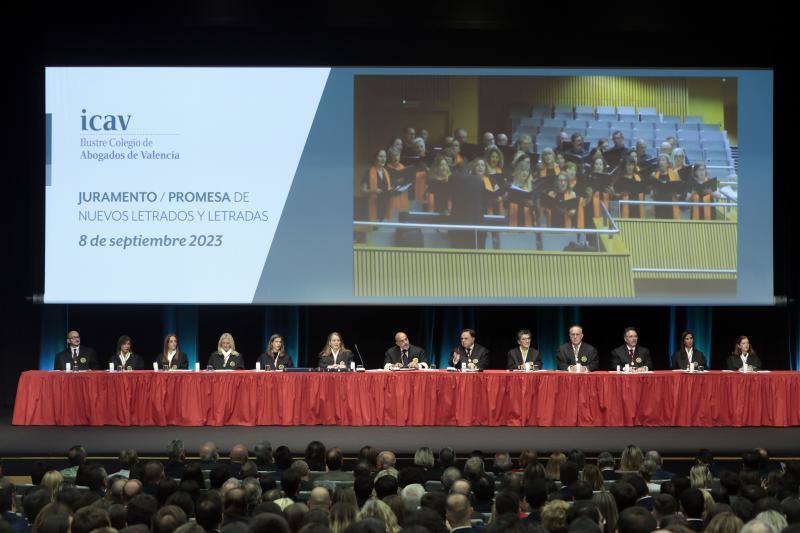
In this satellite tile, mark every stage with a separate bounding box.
[2,408,799,457]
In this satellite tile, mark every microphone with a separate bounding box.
[353,344,367,369]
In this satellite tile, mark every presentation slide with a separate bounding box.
[44,68,773,304]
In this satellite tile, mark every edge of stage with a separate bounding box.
[2,410,799,456]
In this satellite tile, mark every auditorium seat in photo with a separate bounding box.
[542,118,566,128]
[678,131,701,142]
[565,119,588,130]
[655,123,677,134]
[700,130,726,142]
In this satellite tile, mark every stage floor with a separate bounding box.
[2,410,799,456]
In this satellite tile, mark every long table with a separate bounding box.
[12,370,800,427]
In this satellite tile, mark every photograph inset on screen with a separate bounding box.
[353,75,738,299]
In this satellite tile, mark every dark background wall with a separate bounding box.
[1,4,792,405]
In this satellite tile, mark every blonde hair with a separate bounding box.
[755,510,788,533]
[217,333,238,354]
[330,502,357,533]
[414,447,435,469]
[41,470,64,501]
[319,332,348,357]
[544,452,567,480]
[582,464,604,491]
[357,499,400,533]
[592,490,619,533]
[620,445,643,471]
[690,464,713,489]
[541,499,570,532]
[705,512,744,533]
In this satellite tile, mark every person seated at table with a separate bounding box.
[507,329,542,370]
[318,332,354,369]
[256,334,294,370]
[110,335,145,370]
[447,329,490,370]
[208,333,245,370]
[159,333,188,370]
[610,327,652,372]
[726,336,763,371]
[384,331,428,369]
[55,330,98,370]
[671,330,708,370]
[556,325,598,372]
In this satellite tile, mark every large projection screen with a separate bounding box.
[44,68,773,304]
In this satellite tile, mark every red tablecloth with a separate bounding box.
[12,370,800,427]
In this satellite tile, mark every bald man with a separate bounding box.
[446,493,476,532]
[228,444,249,478]
[198,442,220,470]
[307,487,331,512]
[384,332,428,369]
[55,330,98,370]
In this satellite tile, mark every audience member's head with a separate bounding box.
[445,493,473,530]
[618,506,657,533]
[357,499,400,532]
[284,502,308,533]
[249,512,290,533]
[152,505,188,533]
[610,481,638,512]
[71,505,111,533]
[196,492,224,532]
[67,445,88,467]
[376,451,396,471]
[441,467,461,492]
[198,442,219,463]
[541,499,571,533]
[127,493,159,527]
[325,448,344,472]
[22,488,52,525]
[306,487,331,512]
[374,474,399,500]
[681,488,706,519]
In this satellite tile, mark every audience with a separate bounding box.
[3,443,798,533]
